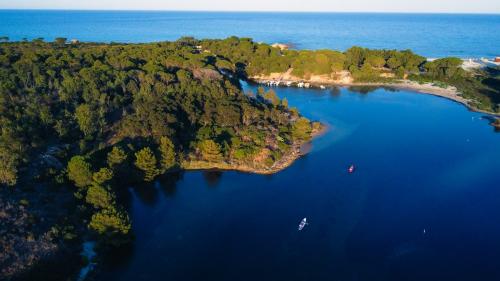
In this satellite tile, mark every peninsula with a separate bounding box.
[199,37,499,116]
[0,37,320,281]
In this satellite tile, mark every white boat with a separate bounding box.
[480,58,500,68]
[348,164,355,173]
[298,218,308,231]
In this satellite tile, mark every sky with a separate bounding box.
[1,0,499,13]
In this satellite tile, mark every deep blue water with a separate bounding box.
[0,10,500,58]
[99,84,500,281]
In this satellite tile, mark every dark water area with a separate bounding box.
[100,84,500,281]
[1,10,499,58]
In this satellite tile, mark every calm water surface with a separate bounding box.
[0,10,499,57]
[100,85,500,281]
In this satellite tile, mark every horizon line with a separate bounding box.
[0,8,499,15]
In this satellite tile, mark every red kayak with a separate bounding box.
[348,164,355,173]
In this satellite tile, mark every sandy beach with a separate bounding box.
[250,70,499,117]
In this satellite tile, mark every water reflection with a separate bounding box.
[481,115,500,133]
[348,85,379,94]
[348,86,398,95]
[329,86,341,97]
[101,243,135,271]
[202,170,223,187]
[130,172,184,205]
[132,183,160,207]
[158,172,183,197]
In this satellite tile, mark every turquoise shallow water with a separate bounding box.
[0,10,499,58]
[99,85,500,281]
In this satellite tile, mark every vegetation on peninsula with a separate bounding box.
[201,37,499,113]
[0,37,319,280]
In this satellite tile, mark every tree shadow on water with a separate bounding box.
[100,242,135,272]
[481,115,500,133]
[202,170,223,188]
[132,182,160,207]
[158,171,184,197]
[330,86,341,98]
[348,85,379,95]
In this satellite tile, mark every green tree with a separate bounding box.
[365,55,386,68]
[387,57,402,70]
[134,147,160,182]
[54,37,67,45]
[0,145,19,186]
[86,184,114,209]
[107,146,127,169]
[88,207,131,246]
[425,57,464,79]
[198,140,223,162]
[32,37,44,43]
[263,89,280,106]
[75,104,98,138]
[291,117,312,141]
[67,156,93,188]
[281,97,289,108]
[344,46,365,69]
[0,159,18,187]
[93,168,113,185]
[159,136,176,172]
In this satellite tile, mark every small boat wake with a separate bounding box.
[298,218,308,231]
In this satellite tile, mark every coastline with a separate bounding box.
[180,124,327,175]
[249,74,500,117]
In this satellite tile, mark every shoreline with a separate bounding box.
[249,75,500,117]
[180,124,327,175]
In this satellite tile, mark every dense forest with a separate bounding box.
[201,37,499,112]
[0,36,498,280]
[0,37,319,280]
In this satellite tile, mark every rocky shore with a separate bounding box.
[181,124,326,175]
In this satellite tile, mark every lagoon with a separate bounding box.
[100,84,500,281]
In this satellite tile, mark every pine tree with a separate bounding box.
[134,147,160,182]
[67,156,93,188]
[291,117,312,141]
[198,140,222,162]
[281,97,289,108]
[159,136,176,172]
[107,146,127,169]
[92,168,113,185]
[86,184,114,209]
[88,206,131,246]
[263,89,280,106]
[75,104,97,138]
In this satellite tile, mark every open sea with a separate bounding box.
[0,10,499,58]
[1,10,500,281]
